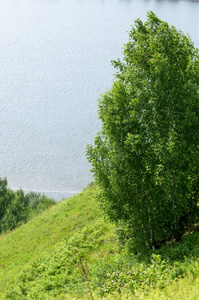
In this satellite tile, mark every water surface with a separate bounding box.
[0,0,198,200]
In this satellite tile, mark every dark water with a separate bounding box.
[0,0,198,200]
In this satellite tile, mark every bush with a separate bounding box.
[27,192,56,219]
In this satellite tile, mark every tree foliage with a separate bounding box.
[87,11,199,252]
[0,178,56,234]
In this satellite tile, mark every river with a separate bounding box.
[0,0,198,200]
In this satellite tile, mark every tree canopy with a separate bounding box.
[0,178,56,234]
[87,11,199,252]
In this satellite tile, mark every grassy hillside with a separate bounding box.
[0,183,199,299]
[0,183,117,298]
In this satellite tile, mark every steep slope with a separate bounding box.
[0,183,199,299]
[0,183,117,298]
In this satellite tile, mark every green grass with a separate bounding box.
[0,183,117,298]
[0,183,199,299]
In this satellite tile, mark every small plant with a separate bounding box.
[77,251,94,299]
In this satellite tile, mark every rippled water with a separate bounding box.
[0,0,199,200]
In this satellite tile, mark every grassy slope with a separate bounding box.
[0,183,199,299]
[0,184,117,298]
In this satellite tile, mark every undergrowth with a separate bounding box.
[1,184,199,299]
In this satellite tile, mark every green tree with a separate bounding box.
[0,178,56,234]
[87,11,199,252]
[0,178,13,221]
[1,189,29,232]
